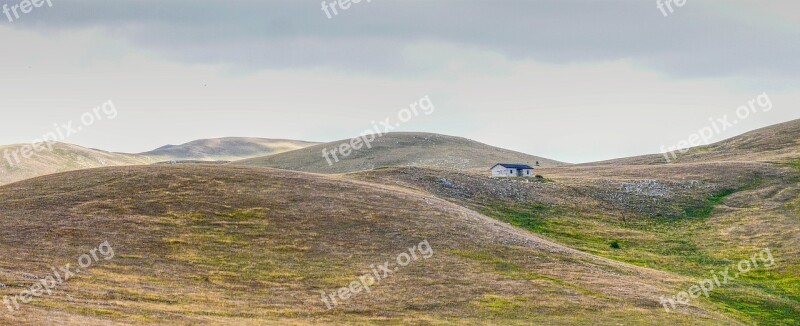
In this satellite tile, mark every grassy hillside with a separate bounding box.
[141,137,318,162]
[0,143,154,186]
[1,122,797,324]
[235,132,565,174]
[593,119,800,165]
[351,162,800,325]
[0,165,732,325]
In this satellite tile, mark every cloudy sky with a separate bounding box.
[1,0,798,163]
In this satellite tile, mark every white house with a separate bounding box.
[490,164,534,177]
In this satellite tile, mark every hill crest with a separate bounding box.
[140,137,318,161]
[235,132,566,174]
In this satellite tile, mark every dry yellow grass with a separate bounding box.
[0,165,734,325]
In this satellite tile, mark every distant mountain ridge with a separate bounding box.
[0,137,318,185]
[139,137,319,162]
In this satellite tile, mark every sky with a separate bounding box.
[1,0,799,163]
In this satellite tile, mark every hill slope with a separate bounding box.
[0,165,730,325]
[141,137,318,162]
[349,161,800,324]
[593,119,800,165]
[0,142,153,186]
[235,132,566,174]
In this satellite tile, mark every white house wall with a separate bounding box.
[490,166,534,177]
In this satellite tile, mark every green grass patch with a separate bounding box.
[471,197,800,324]
[477,203,555,233]
[476,202,724,274]
[787,159,800,171]
[475,295,523,315]
[683,189,736,219]
[712,287,800,325]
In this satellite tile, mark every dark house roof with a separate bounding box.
[492,163,534,170]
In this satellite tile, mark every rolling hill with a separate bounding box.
[235,132,566,174]
[0,121,797,324]
[0,165,732,325]
[349,160,800,324]
[140,137,318,162]
[334,120,800,324]
[592,119,800,166]
[0,142,154,186]
[0,137,319,186]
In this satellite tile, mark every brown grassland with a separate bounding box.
[0,165,739,325]
[0,120,798,325]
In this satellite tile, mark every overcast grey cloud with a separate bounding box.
[9,0,800,80]
[1,0,799,163]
